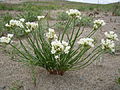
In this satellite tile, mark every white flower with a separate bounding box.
[93,19,105,30]
[0,33,14,44]
[45,28,57,40]
[5,19,25,28]
[64,46,71,54]
[101,39,115,52]
[51,40,70,54]
[25,22,38,30]
[66,9,81,18]
[104,31,118,41]
[9,19,17,26]
[0,37,11,43]
[77,38,94,47]
[10,20,24,28]
[55,55,59,59]
[62,41,70,54]
[0,34,13,44]
[93,24,98,30]
[76,15,82,20]
[51,48,56,54]
[51,40,64,54]
[94,19,106,26]
[62,41,68,47]
[49,28,54,32]
[37,16,45,20]
[19,18,25,22]
[5,23,11,27]
[7,19,24,28]
[25,29,31,33]
[7,34,14,38]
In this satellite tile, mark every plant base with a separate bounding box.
[48,70,65,76]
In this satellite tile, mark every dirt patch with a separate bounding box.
[0,10,22,16]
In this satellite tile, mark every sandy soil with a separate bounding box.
[0,9,120,90]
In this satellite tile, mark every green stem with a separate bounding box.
[61,18,73,41]
[9,43,29,60]
[58,31,61,40]
[87,28,98,38]
[69,18,76,41]
[68,26,85,57]
[68,47,90,65]
[79,51,104,69]
[70,26,81,48]
[71,50,103,70]
[76,45,101,64]
[77,26,85,38]
[65,26,82,61]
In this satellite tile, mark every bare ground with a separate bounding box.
[0,11,120,90]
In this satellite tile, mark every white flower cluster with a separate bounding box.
[45,28,57,40]
[62,41,71,54]
[101,39,115,52]
[66,9,81,18]
[0,34,14,44]
[5,18,25,28]
[101,31,118,52]
[51,40,70,56]
[37,16,45,20]
[25,22,38,32]
[5,18,39,33]
[55,55,59,59]
[77,38,94,47]
[19,18,25,22]
[93,19,106,30]
[45,28,70,59]
[104,31,118,41]
[51,40,64,54]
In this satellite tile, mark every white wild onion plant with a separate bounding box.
[0,9,119,75]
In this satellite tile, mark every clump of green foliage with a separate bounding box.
[17,11,42,22]
[76,16,93,27]
[55,22,66,30]
[112,2,120,16]
[57,12,69,21]
[0,13,13,36]
[3,9,117,76]
[0,10,43,37]
[0,3,15,10]
[0,13,26,37]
